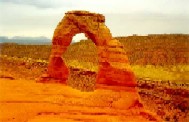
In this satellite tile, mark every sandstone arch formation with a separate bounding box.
[42,10,137,87]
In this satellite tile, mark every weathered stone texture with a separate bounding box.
[40,10,137,87]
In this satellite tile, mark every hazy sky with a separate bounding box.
[0,0,189,42]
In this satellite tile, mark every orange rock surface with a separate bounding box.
[0,79,161,122]
[40,10,137,87]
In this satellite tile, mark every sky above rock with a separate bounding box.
[0,0,189,42]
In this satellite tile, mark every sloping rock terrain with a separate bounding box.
[0,79,161,122]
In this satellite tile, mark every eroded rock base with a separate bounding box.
[0,79,161,122]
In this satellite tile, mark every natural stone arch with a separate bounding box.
[41,10,137,87]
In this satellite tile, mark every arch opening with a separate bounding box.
[72,33,88,43]
[63,33,99,91]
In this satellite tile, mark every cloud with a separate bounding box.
[0,0,74,8]
[0,0,189,14]
[0,0,189,39]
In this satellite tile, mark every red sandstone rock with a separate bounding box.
[34,11,162,121]
[39,10,137,87]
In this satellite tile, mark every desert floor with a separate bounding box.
[0,78,163,122]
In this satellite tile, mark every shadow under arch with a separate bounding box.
[42,10,137,88]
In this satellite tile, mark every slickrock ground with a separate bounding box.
[0,78,160,122]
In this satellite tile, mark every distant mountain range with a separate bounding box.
[0,36,51,45]
[0,36,77,45]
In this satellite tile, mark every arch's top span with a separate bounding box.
[52,10,111,46]
[66,10,105,22]
[41,10,137,88]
